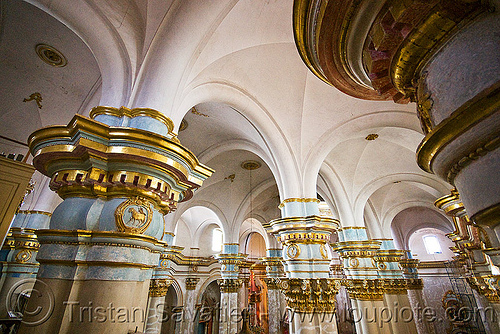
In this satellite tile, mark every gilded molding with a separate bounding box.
[3,239,40,251]
[28,114,213,179]
[35,229,164,251]
[293,0,386,100]
[390,1,484,98]
[374,250,404,263]
[162,251,218,267]
[218,279,243,293]
[417,261,447,269]
[149,278,173,297]
[90,106,175,133]
[49,168,178,214]
[265,215,340,237]
[399,259,419,270]
[37,258,157,269]
[417,82,500,175]
[278,231,332,245]
[280,278,340,313]
[447,135,500,184]
[341,278,419,300]
[17,210,52,217]
[28,114,213,213]
[338,226,366,230]
[278,197,319,209]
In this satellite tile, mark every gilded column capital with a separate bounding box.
[263,277,281,290]
[185,277,200,290]
[341,278,420,300]
[264,215,339,244]
[265,215,338,278]
[218,278,243,293]
[149,278,173,297]
[467,275,500,303]
[279,278,339,313]
[215,252,247,279]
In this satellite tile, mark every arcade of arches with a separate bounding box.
[0,0,498,333]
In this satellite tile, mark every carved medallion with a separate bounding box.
[377,262,387,270]
[287,244,301,259]
[160,259,169,268]
[349,258,359,268]
[15,250,32,263]
[115,197,153,234]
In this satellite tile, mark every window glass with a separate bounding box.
[212,228,223,252]
[423,235,442,254]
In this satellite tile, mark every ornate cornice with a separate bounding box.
[278,197,319,209]
[293,0,387,101]
[264,215,339,244]
[28,114,213,213]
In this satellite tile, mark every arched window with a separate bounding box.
[422,235,442,254]
[212,228,223,252]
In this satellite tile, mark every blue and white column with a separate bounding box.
[265,198,340,334]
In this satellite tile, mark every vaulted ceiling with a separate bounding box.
[0,0,452,250]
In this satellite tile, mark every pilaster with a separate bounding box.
[262,249,284,334]
[216,243,246,334]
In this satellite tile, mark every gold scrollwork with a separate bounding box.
[15,250,32,263]
[287,244,301,259]
[115,197,153,234]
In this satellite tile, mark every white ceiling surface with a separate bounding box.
[0,0,101,144]
[1,0,454,253]
[391,207,453,250]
